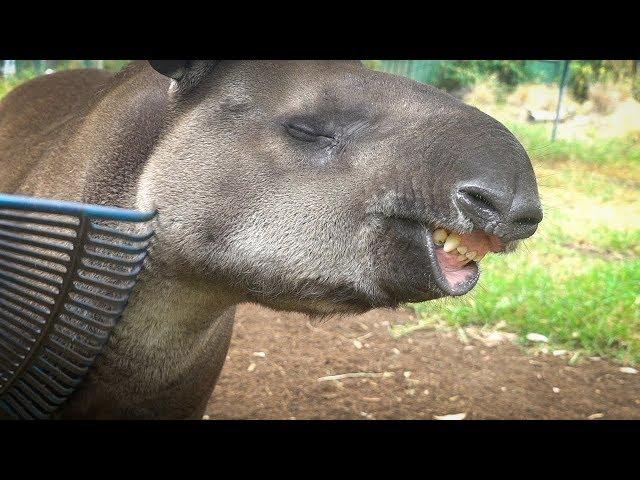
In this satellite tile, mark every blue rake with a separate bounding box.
[0,193,156,419]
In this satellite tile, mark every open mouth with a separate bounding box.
[428,227,504,296]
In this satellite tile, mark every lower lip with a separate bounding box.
[426,236,480,296]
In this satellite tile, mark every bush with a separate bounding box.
[430,60,532,94]
[569,62,595,102]
[432,61,478,92]
[633,77,640,103]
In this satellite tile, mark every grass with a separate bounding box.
[411,123,640,365]
[508,121,640,179]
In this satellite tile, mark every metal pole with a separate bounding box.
[551,60,571,142]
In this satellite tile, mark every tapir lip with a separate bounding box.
[423,226,480,297]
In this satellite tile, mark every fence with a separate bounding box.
[3,60,568,83]
[374,60,568,86]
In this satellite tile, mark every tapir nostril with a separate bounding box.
[457,184,542,240]
[514,215,542,226]
[457,185,504,218]
[511,204,544,227]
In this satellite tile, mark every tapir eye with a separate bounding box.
[285,121,334,143]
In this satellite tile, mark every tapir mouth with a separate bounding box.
[426,227,504,296]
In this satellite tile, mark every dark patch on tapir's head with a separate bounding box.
[139,60,542,315]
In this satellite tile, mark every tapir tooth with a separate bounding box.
[433,228,448,245]
[443,233,461,252]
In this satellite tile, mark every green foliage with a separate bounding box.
[483,60,531,88]
[569,61,597,102]
[633,76,640,103]
[568,60,639,103]
[432,61,477,91]
[431,60,532,92]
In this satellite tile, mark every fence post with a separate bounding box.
[551,60,571,142]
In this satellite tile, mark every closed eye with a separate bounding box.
[285,122,334,143]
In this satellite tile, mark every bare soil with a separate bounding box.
[206,304,640,419]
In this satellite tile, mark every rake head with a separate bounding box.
[0,193,156,419]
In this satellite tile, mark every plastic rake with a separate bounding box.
[0,193,156,419]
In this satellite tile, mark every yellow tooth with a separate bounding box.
[465,250,477,260]
[456,245,468,255]
[475,253,485,262]
[433,228,448,245]
[457,254,467,262]
[443,233,461,252]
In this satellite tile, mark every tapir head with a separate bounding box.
[137,60,542,315]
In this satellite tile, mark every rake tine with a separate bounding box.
[0,211,79,228]
[0,270,59,299]
[75,272,135,293]
[90,223,155,242]
[42,346,89,376]
[6,388,49,419]
[86,236,150,255]
[61,306,117,331]
[71,282,128,304]
[21,372,66,405]
[15,379,58,413]
[0,230,74,254]
[0,221,77,241]
[1,395,33,419]
[0,291,51,316]
[0,252,67,276]
[44,337,93,365]
[0,238,72,264]
[78,261,142,280]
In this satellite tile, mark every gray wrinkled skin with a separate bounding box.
[0,61,541,418]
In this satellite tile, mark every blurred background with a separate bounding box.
[1,60,638,418]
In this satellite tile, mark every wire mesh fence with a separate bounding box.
[373,60,568,86]
[2,60,568,84]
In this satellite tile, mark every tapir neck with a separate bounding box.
[58,268,238,419]
[81,61,172,208]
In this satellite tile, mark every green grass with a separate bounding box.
[410,126,640,365]
[508,122,640,181]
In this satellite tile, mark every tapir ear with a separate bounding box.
[149,60,192,80]
[148,60,218,94]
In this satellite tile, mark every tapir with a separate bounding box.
[0,61,542,418]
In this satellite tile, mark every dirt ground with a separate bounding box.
[206,304,640,420]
